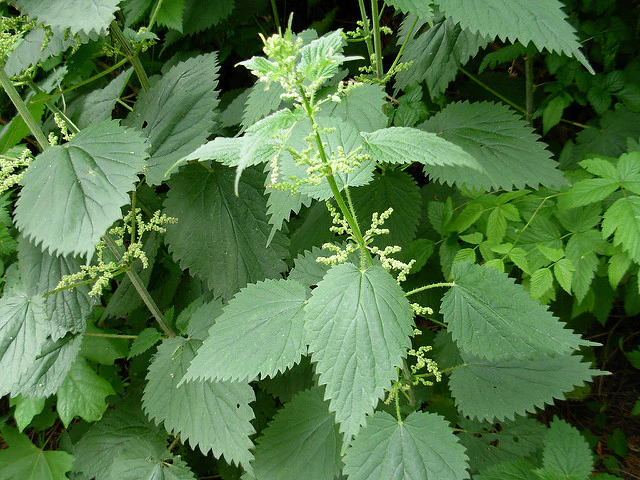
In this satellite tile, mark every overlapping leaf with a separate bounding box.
[163,164,288,300]
[15,120,148,258]
[320,83,387,132]
[304,263,414,439]
[251,387,342,480]
[16,0,120,35]
[343,411,469,480]
[602,196,640,264]
[442,262,588,361]
[144,337,256,467]
[185,279,308,382]
[420,101,566,190]
[4,27,78,77]
[538,417,593,480]
[384,0,434,18]
[449,352,597,422]
[124,53,220,185]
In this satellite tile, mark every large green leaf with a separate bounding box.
[73,396,167,480]
[4,27,78,77]
[537,417,593,480]
[0,426,73,480]
[0,289,49,397]
[476,459,540,480]
[320,83,387,132]
[16,0,120,35]
[442,262,588,362]
[163,164,288,300]
[143,337,256,467]
[304,263,414,439]
[449,352,597,422]
[185,279,308,382]
[434,0,592,73]
[602,196,640,264]
[15,120,148,258]
[565,230,604,302]
[251,387,342,480]
[342,411,469,480]
[19,236,94,340]
[420,101,566,191]
[396,15,489,98]
[182,0,235,34]
[124,53,220,185]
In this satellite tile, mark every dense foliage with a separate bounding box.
[0,0,638,478]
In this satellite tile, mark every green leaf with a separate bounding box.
[556,203,601,233]
[81,324,130,365]
[163,164,288,300]
[450,352,597,422]
[19,236,95,340]
[442,262,587,362]
[185,278,307,382]
[384,0,434,18]
[529,268,554,300]
[396,14,489,99]
[0,95,46,153]
[350,169,422,248]
[288,246,335,287]
[10,395,45,432]
[109,448,196,480]
[320,83,387,132]
[155,0,185,32]
[476,459,540,480]
[602,196,640,264]
[251,387,342,480]
[420,101,566,190]
[554,258,576,294]
[343,411,469,480]
[182,298,224,341]
[144,337,256,467]
[508,247,531,275]
[304,263,414,439]
[182,0,235,34]
[56,358,114,427]
[566,230,604,302]
[536,244,564,263]
[435,0,592,73]
[128,328,162,358]
[4,27,78,78]
[242,81,285,128]
[0,289,49,397]
[16,0,120,35]
[362,126,482,170]
[15,120,148,258]
[608,250,632,289]
[73,397,167,480]
[543,95,570,135]
[0,425,73,480]
[447,203,484,234]
[562,178,620,209]
[298,30,353,88]
[124,53,220,185]
[538,417,593,480]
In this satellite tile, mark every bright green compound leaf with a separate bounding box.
[537,417,593,480]
[566,230,604,302]
[384,0,433,18]
[144,337,256,467]
[251,387,342,480]
[396,15,489,99]
[155,0,185,31]
[163,164,288,301]
[602,196,640,264]
[16,0,120,35]
[56,358,115,427]
[185,279,307,382]
[343,411,469,480]
[128,328,162,358]
[304,263,414,439]
[434,0,593,73]
[73,396,167,480]
[362,126,482,170]
[449,352,597,422]
[554,258,576,294]
[9,395,45,432]
[420,101,566,191]
[0,425,73,480]
[124,53,220,185]
[442,262,588,362]
[0,289,49,397]
[529,268,554,300]
[562,178,620,209]
[15,120,148,258]
[608,250,632,289]
[350,169,422,248]
[19,236,94,341]
[475,459,539,480]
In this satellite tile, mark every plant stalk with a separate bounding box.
[525,55,534,125]
[356,0,375,62]
[405,282,455,297]
[148,0,165,31]
[110,21,151,92]
[370,0,383,78]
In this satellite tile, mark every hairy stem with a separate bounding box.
[103,235,176,338]
[110,21,151,92]
[83,332,138,339]
[0,66,49,150]
[370,0,383,78]
[148,0,165,31]
[356,0,375,62]
[405,282,455,297]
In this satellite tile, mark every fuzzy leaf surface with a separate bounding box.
[420,101,565,190]
[251,387,342,480]
[343,411,469,480]
[185,279,307,382]
[144,337,256,467]
[442,262,587,361]
[304,263,414,439]
[163,164,288,300]
[124,53,220,185]
[449,353,597,421]
[15,120,148,258]
[539,417,593,480]
[0,426,73,480]
[602,196,640,264]
[434,0,592,72]
[16,0,120,35]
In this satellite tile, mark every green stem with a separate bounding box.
[395,385,403,424]
[270,0,281,31]
[103,235,176,338]
[405,282,455,297]
[0,65,49,150]
[83,332,138,339]
[459,66,526,114]
[525,55,534,125]
[110,21,151,92]
[370,0,383,79]
[387,15,419,83]
[356,0,375,63]
[148,0,165,31]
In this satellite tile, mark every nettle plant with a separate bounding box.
[0,0,614,479]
